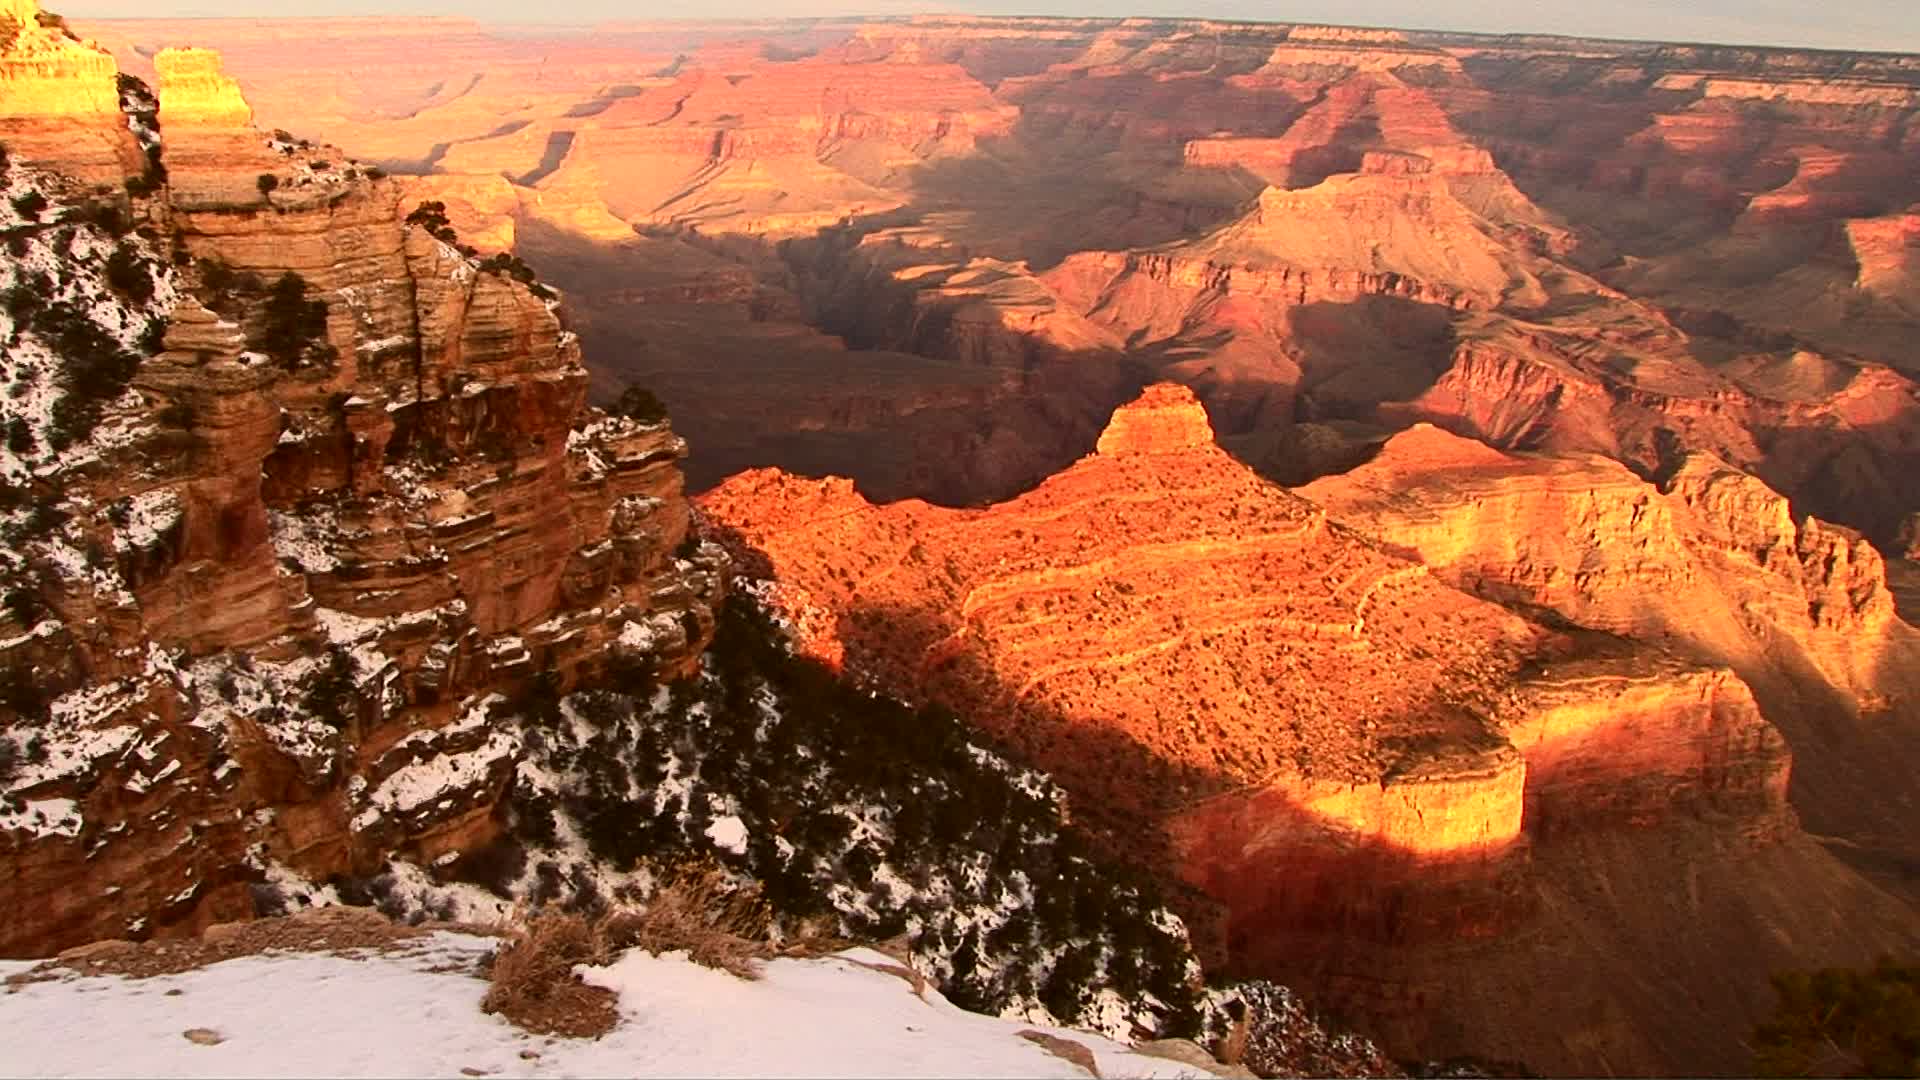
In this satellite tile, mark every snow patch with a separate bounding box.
[705,813,749,855]
[0,934,1210,1078]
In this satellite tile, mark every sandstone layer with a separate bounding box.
[1301,424,1920,863]
[0,0,141,183]
[0,42,724,955]
[70,14,1920,546]
[698,386,1913,1072]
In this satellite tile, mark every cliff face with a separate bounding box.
[0,41,724,955]
[152,46,250,128]
[1300,424,1920,865]
[0,0,140,183]
[693,384,1905,1074]
[68,12,1920,531]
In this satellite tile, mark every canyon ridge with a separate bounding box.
[3,3,1920,1077]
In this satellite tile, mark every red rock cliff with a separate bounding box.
[0,43,725,955]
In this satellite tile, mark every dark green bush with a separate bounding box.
[255,271,333,369]
[613,385,669,425]
[10,190,46,221]
[104,243,154,304]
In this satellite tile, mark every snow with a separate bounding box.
[0,935,1209,1079]
[0,796,81,838]
[354,727,518,833]
[618,612,685,653]
[267,509,342,573]
[705,813,749,855]
[0,162,178,480]
[111,490,183,553]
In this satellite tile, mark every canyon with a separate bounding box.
[701,384,1920,1073]
[0,12,724,955]
[2,5,1919,1077]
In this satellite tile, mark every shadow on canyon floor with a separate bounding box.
[524,204,1464,509]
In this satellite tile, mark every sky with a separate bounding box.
[55,0,1920,54]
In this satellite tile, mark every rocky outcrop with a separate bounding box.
[703,387,1545,826]
[153,46,249,128]
[1375,312,1920,550]
[0,38,724,956]
[49,15,1920,1070]
[1300,424,1920,861]
[0,0,141,183]
[695,384,1920,1074]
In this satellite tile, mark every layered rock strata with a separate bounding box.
[699,385,1920,1073]
[1301,424,1920,856]
[0,0,141,183]
[0,41,724,955]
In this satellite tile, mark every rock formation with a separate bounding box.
[152,46,250,128]
[699,385,1914,1072]
[0,37,724,955]
[0,0,141,183]
[1301,424,1920,860]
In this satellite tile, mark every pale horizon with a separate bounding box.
[53,0,1920,55]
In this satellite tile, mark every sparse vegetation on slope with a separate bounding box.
[189,257,336,370]
[1753,959,1920,1078]
[406,200,556,299]
[0,148,176,466]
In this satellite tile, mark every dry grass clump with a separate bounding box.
[599,860,773,981]
[481,860,773,1038]
[480,911,619,1039]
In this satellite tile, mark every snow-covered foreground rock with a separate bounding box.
[0,933,1211,1079]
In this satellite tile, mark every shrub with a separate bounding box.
[74,201,131,237]
[0,654,49,720]
[599,861,771,980]
[3,283,38,328]
[1754,960,1920,1077]
[478,251,542,287]
[613,385,669,425]
[405,200,460,246]
[256,174,279,197]
[40,300,144,449]
[125,154,167,198]
[195,256,248,303]
[301,646,358,729]
[480,911,619,1039]
[104,244,154,304]
[405,200,451,232]
[10,189,46,221]
[255,271,333,369]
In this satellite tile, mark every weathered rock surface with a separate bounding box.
[1302,424,1920,861]
[0,0,141,183]
[696,385,1917,1073]
[0,40,723,956]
